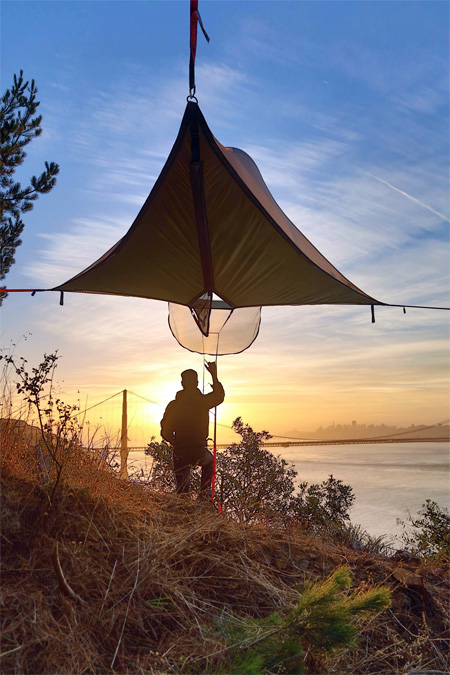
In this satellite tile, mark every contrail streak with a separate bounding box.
[365,171,449,222]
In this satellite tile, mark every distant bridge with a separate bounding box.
[243,437,449,448]
[128,437,449,452]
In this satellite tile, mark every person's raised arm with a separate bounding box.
[205,361,219,384]
[204,361,225,406]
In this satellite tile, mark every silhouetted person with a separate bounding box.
[160,362,225,499]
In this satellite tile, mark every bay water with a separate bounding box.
[129,441,449,545]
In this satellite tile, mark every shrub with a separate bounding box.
[144,438,179,492]
[397,499,450,559]
[292,474,355,532]
[0,350,121,515]
[1,351,81,499]
[215,417,298,522]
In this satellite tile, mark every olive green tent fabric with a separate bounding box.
[54,102,381,310]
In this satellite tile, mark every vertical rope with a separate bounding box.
[211,403,218,501]
[211,337,222,512]
[201,333,206,393]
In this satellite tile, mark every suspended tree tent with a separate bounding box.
[52,100,385,354]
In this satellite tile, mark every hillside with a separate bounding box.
[1,444,449,675]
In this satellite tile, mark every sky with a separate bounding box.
[1,0,449,444]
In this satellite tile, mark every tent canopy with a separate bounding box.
[54,101,381,335]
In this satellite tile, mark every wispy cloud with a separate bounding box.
[26,217,128,285]
[364,172,449,223]
[392,80,449,116]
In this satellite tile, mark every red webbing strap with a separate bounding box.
[189,0,210,96]
[189,0,198,94]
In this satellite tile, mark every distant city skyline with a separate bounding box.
[284,419,449,440]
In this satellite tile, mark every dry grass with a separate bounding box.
[1,422,449,674]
